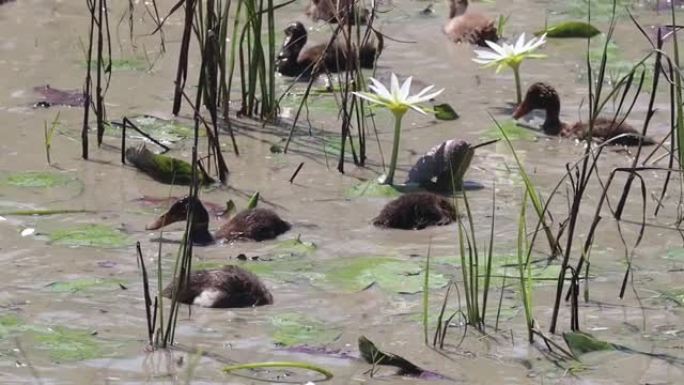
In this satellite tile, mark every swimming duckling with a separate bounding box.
[373,192,457,230]
[443,0,498,46]
[147,196,291,245]
[162,265,273,308]
[276,21,381,78]
[305,0,369,24]
[513,82,656,146]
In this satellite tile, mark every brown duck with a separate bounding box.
[443,0,498,46]
[513,82,655,146]
[147,196,291,245]
[162,265,273,308]
[305,0,369,24]
[276,21,381,78]
[373,192,456,230]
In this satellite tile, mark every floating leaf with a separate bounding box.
[0,314,23,339]
[657,288,684,306]
[108,115,202,143]
[125,146,214,185]
[433,103,459,120]
[482,120,536,141]
[270,313,341,347]
[84,57,148,71]
[272,236,317,257]
[29,326,104,362]
[0,171,76,188]
[665,247,684,262]
[563,331,617,358]
[321,257,448,294]
[49,224,129,248]
[47,278,126,293]
[346,180,402,198]
[535,21,600,38]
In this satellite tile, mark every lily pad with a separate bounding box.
[563,331,616,358]
[0,313,23,339]
[346,180,402,198]
[433,103,459,121]
[272,236,317,257]
[536,21,600,38]
[47,278,126,293]
[84,57,148,72]
[0,171,77,188]
[49,224,129,248]
[108,115,202,143]
[482,120,537,141]
[270,313,341,347]
[29,326,104,362]
[321,257,449,294]
[664,247,684,262]
[657,288,684,306]
[562,0,632,20]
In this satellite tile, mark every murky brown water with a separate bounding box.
[1,0,683,384]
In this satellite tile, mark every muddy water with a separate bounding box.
[1,0,683,384]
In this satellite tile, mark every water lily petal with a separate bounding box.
[399,76,412,100]
[390,73,400,98]
[368,78,392,99]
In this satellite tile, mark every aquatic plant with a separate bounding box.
[353,73,443,185]
[472,33,547,104]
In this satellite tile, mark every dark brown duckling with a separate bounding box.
[276,21,381,78]
[146,196,291,245]
[513,82,656,146]
[162,265,273,308]
[305,0,369,24]
[443,0,498,47]
[373,192,457,230]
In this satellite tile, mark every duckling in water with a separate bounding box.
[373,192,457,230]
[443,0,498,46]
[276,21,381,78]
[162,265,273,308]
[305,0,369,24]
[513,83,656,146]
[147,196,291,245]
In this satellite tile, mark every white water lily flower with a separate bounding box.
[353,73,444,116]
[21,228,35,237]
[473,33,547,73]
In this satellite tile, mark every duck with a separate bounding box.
[146,195,291,245]
[276,21,381,78]
[305,0,369,24]
[513,82,656,146]
[373,192,457,230]
[162,265,273,308]
[443,0,498,46]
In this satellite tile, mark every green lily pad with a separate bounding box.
[49,224,129,248]
[536,21,600,38]
[563,331,617,358]
[563,0,632,20]
[270,313,341,347]
[433,103,459,121]
[272,236,317,257]
[346,180,402,198]
[107,115,202,143]
[482,120,537,141]
[84,57,148,71]
[0,313,23,339]
[29,326,104,362]
[324,136,361,158]
[321,257,449,294]
[0,171,77,188]
[47,278,126,293]
[657,288,684,306]
[665,248,684,262]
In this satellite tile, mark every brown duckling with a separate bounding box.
[373,192,457,230]
[162,265,273,308]
[443,0,498,47]
[276,21,381,78]
[305,0,369,24]
[513,82,656,146]
[147,196,291,245]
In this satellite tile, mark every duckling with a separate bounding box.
[443,0,498,46]
[406,139,474,192]
[513,82,656,146]
[162,265,273,308]
[373,192,457,230]
[146,196,290,245]
[305,0,369,24]
[276,21,381,78]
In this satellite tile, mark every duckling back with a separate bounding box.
[162,265,273,308]
[216,208,291,241]
[373,192,457,230]
[444,12,498,46]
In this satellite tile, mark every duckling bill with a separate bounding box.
[147,196,290,245]
[163,265,273,308]
[276,21,381,78]
[373,192,457,230]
